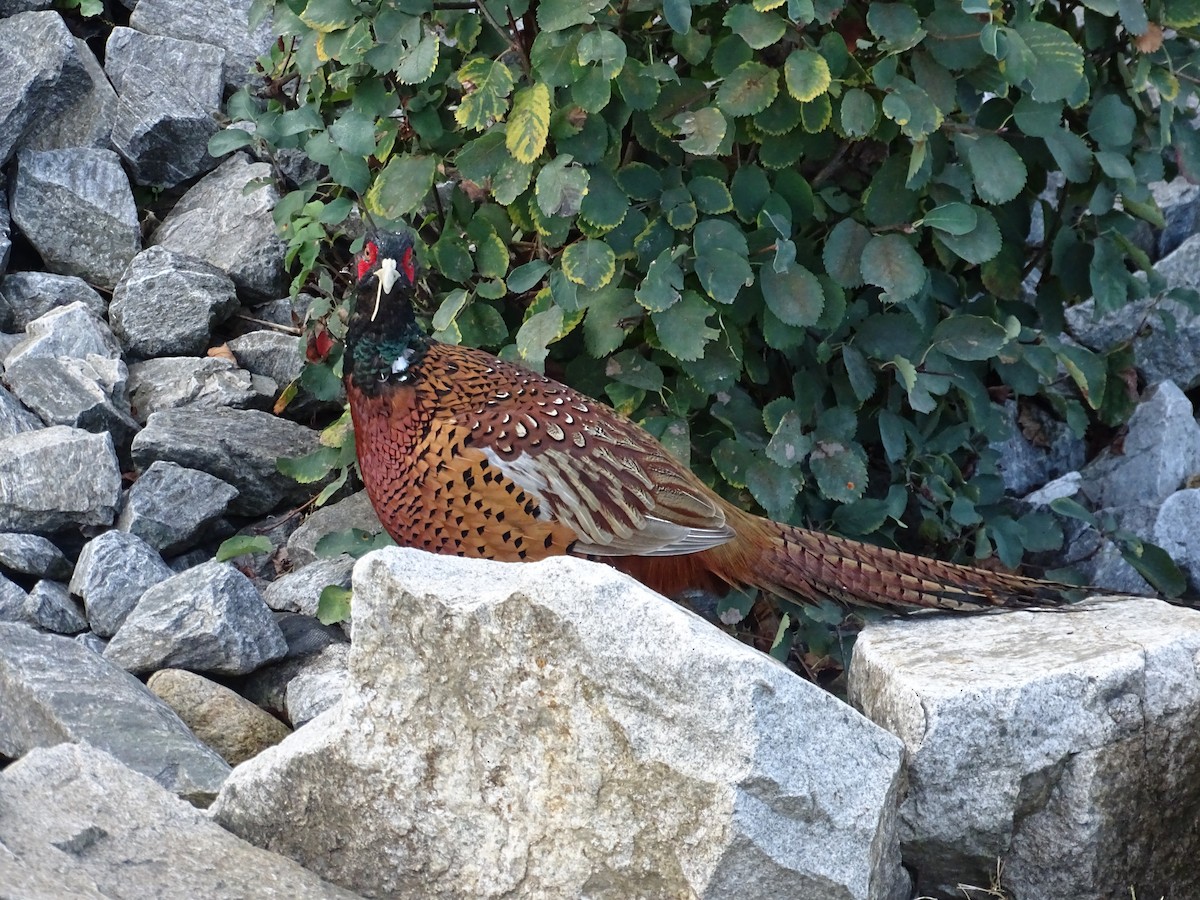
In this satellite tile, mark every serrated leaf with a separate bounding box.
[1056,343,1106,408]
[860,234,926,302]
[651,292,719,361]
[392,28,439,84]
[507,83,551,164]
[454,59,515,131]
[537,0,606,31]
[508,260,550,293]
[936,206,1002,264]
[277,446,338,484]
[664,0,692,33]
[866,2,926,51]
[717,62,779,117]
[1013,21,1084,103]
[364,153,437,219]
[840,88,878,138]
[535,155,589,217]
[562,240,616,289]
[966,134,1027,205]
[432,290,469,332]
[761,262,825,326]
[919,202,978,235]
[516,306,566,368]
[636,248,684,311]
[689,177,733,214]
[675,107,728,155]
[578,30,627,79]
[329,108,376,156]
[215,534,273,562]
[474,232,509,279]
[723,7,787,49]
[930,315,1010,361]
[299,0,358,33]
[784,49,831,102]
[1088,94,1136,149]
[766,410,813,467]
[810,439,867,503]
[1164,0,1200,26]
[713,438,758,488]
[1043,126,1093,182]
[822,218,871,288]
[747,459,802,521]
[754,93,803,135]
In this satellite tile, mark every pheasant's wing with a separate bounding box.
[431,346,735,557]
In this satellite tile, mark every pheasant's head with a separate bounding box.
[345,230,427,394]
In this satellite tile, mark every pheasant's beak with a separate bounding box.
[370,257,402,321]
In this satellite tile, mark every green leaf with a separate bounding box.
[1043,127,1094,182]
[840,88,878,138]
[841,344,877,402]
[317,585,353,625]
[810,439,868,503]
[636,248,685,312]
[617,162,663,201]
[1012,97,1062,138]
[516,306,565,368]
[314,528,394,559]
[578,30,628,78]
[208,128,255,156]
[747,459,802,521]
[675,107,728,155]
[652,292,719,361]
[936,206,1002,264]
[508,260,550,293]
[717,62,779,117]
[761,262,825,326]
[299,0,359,33]
[474,232,509,279]
[578,167,629,231]
[1088,94,1136,149]
[919,202,978,235]
[329,108,376,156]
[754,93,803,135]
[822,218,871,288]
[537,0,606,31]
[454,59,515,131]
[535,155,589,217]
[432,290,469,333]
[391,29,440,84]
[1164,0,1200,26]
[1012,21,1084,103]
[689,177,734,214]
[507,83,551,164]
[562,240,616,289]
[784,49,831,102]
[860,234,926,302]
[713,438,757,488]
[277,446,338,483]
[965,134,1027,205]
[664,0,692,32]
[930,316,1010,361]
[766,411,812,467]
[866,2,926,52]
[1055,343,1107,409]
[1119,538,1187,598]
[215,534,273,562]
[723,7,787,49]
[364,154,437,219]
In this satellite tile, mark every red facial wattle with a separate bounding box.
[402,246,415,284]
[357,241,379,281]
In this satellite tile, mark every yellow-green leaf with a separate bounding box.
[299,0,358,33]
[507,82,551,164]
[784,49,831,102]
[364,154,438,219]
[454,59,515,131]
[562,239,616,289]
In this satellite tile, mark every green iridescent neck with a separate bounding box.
[345,304,431,395]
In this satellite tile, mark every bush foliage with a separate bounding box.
[217,0,1199,646]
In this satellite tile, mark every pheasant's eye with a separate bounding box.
[357,241,379,281]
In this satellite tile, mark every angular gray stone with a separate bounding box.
[131,407,324,516]
[251,293,312,329]
[110,246,239,357]
[70,530,175,638]
[151,153,286,300]
[263,556,354,617]
[1080,381,1200,510]
[118,460,239,555]
[0,623,231,803]
[104,561,288,676]
[104,27,223,188]
[287,490,385,568]
[850,597,1200,900]
[127,355,276,423]
[130,0,274,92]
[5,355,138,448]
[0,382,43,437]
[228,329,306,390]
[990,400,1086,496]
[5,301,122,370]
[0,572,31,623]
[9,148,140,289]
[0,271,107,329]
[0,172,10,274]
[0,743,364,898]
[285,644,349,728]
[0,11,91,165]
[20,36,116,153]
[0,532,71,579]
[235,619,351,719]
[1152,176,1200,258]
[1153,489,1200,591]
[212,550,908,900]
[0,426,121,532]
[24,580,88,634]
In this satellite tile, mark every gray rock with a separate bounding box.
[0,173,10,273]
[236,638,348,722]
[104,27,223,188]
[104,561,288,676]
[0,623,230,804]
[0,383,43,436]
[9,148,140,289]
[131,407,324,516]
[0,426,121,532]
[0,573,31,623]
[127,356,277,423]
[277,611,349,658]
[1152,177,1200,258]
[130,0,274,92]
[21,36,116,152]
[110,246,239,357]
[0,743,364,898]
[0,271,107,329]
[285,645,350,728]
[228,329,306,390]
[151,153,286,301]
[148,668,292,766]
[212,550,908,900]
[1080,381,1200,510]
[5,355,138,448]
[25,580,88,634]
[118,460,239,555]
[990,400,1086,496]
[0,11,91,165]
[250,293,312,329]
[0,532,71,579]
[0,0,54,13]
[70,530,176,638]
[263,556,354,617]
[4,301,122,370]
[75,630,108,655]
[850,597,1200,900]
[1153,489,1200,591]
[287,490,385,568]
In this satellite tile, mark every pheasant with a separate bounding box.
[344,230,1067,613]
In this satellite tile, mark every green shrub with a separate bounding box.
[218,0,1198,652]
